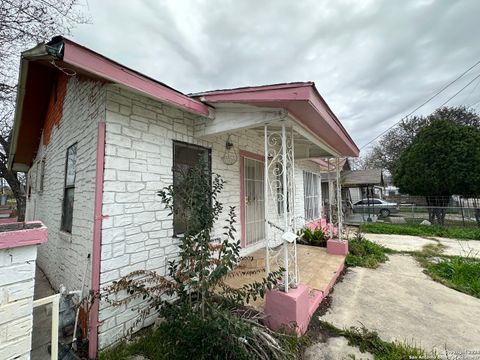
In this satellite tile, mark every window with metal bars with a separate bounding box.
[61,144,77,233]
[304,171,320,221]
[172,141,211,236]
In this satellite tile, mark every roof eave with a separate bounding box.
[60,38,210,117]
[199,84,359,157]
[8,42,55,170]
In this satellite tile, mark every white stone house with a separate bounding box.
[8,36,359,357]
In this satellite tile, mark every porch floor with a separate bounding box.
[224,244,345,311]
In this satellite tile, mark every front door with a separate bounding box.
[242,156,265,247]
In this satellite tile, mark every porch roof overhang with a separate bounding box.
[192,83,359,158]
[8,36,211,171]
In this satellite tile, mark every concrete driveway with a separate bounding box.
[318,254,480,357]
[364,233,480,258]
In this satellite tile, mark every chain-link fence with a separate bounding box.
[391,195,480,227]
[345,195,480,227]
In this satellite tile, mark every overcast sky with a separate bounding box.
[72,0,480,152]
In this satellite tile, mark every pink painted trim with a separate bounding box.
[61,39,210,117]
[0,221,47,250]
[195,82,314,97]
[323,261,345,298]
[239,150,264,248]
[197,84,359,157]
[0,217,18,224]
[239,149,264,162]
[88,122,106,359]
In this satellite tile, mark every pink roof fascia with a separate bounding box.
[61,39,210,117]
[311,157,347,171]
[196,84,359,157]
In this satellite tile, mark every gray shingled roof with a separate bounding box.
[341,169,384,187]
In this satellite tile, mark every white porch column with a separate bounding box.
[336,157,343,241]
[281,123,289,292]
[291,126,298,285]
[264,125,270,275]
[328,159,333,239]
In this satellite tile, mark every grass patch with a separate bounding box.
[360,222,480,240]
[346,236,389,268]
[424,256,480,298]
[99,327,162,360]
[413,243,480,298]
[314,321,438,360]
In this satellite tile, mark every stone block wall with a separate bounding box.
[0,245,38,359]
[25,76,106,293]
[97,85,326,348]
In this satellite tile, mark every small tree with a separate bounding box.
[362,106,480,176]
[102,161,287,359]
[394,120,480,225]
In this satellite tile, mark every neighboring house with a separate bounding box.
[341,168,384,203]
[8,36,359,357]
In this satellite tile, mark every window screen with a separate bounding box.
[303,171,320,221]
[61,144,77,233]
[172,141,211,235]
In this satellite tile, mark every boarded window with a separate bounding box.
[61,144,77,233]
[172,141,211,235]
[304,171,320,221]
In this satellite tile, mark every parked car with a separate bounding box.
[352,198,400,217]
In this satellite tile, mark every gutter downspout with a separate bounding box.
[89,122,106,359]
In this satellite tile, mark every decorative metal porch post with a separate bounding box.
[327,158,333,239]
[281,123,289,292]
[336,157,343,241]
[318,172,323,218]
[263,122,298,293]
[264,125,270,275]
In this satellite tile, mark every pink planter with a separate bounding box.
[327,239,348,255]
[0,221,48,250]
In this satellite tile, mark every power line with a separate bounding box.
[359,59,480,150]
[438,72,480,108]
[468,98,480,108]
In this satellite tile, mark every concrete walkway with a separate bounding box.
[318,255,480,357]
[364,233,480,258]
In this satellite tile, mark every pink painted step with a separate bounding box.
[308,289,324,317]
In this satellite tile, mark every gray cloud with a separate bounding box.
[72,0,480,151]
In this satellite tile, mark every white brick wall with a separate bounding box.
[25,76,106,293]
[21,75,327,351]
[0,245,38,360]
[97,86,324,348]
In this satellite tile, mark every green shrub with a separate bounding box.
[346,233,388,268]
[157,304,254,360]
[426,256,480,298]
[297,227,327,247]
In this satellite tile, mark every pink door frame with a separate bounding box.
[239,150,264,248]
